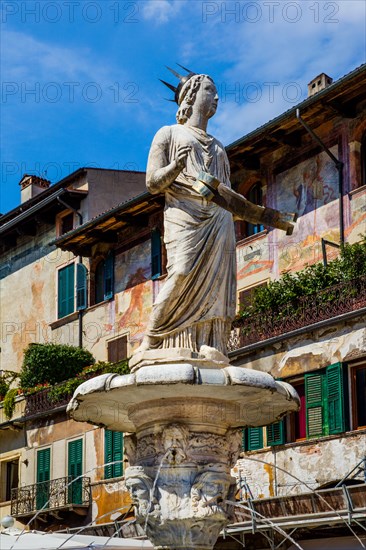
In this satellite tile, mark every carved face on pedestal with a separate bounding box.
[125,469,154,517]
[191,470,231,516]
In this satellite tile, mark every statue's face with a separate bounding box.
[126,477,150,509]
[193,77,219,119]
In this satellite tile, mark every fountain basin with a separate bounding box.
[68,361,299,550]
[67,363,299,432]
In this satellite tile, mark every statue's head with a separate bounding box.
[176,74,218,124]
[125,466,154,516]
[160,66,218,125]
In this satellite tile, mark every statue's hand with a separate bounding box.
[175,146,191,171]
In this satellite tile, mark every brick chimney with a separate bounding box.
[19,174,51,204]
[308,73,333,97]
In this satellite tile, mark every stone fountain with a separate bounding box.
[68,68,299,550]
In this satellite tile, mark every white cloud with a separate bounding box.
[141,0,186,24]
[1,30,120,85]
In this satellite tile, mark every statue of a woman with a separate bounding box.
[137,72,236,359]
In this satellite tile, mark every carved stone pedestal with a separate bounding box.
[68,355,299,550]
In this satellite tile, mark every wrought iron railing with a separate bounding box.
[228,275,366,351]
[24,385,71,416]
[11,476,91,517]
[24,368,106,417]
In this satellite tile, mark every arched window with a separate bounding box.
[94,252,114,304]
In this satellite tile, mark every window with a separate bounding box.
[36,448,50,510]
[107,335,128,363]
[56,211,75,237]
[104,430,123,479]
[0,459,19,502]
[292,382,307,441]
[94,252,114,304]
[68,439,83,505]
[76,263,88,311]
[236,182,265,240]
[305,363,346,438]
[242,427,263,451]
[247,182,265,236]
[238,282,267,311]
[266,420,285,446]
[243,420,286,450]
[151,228,162,279]
[351,364,366,429]
[58,263,75,319]
[361,133,366,187]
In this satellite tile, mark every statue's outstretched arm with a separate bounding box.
[146,128,190,194]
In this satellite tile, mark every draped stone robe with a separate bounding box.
[146,124,236,355]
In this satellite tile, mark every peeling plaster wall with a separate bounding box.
[233,316,366,377]
[0,223,76,372]
[234,430,366,499]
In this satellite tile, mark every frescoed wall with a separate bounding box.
[275,148,339,274]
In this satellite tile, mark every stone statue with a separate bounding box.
[67,65,300,550]
[135,67,296,361]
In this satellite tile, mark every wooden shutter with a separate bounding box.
[36,448,50,510]
[112,432,123,478]
[107,336,127,364]
[58,264,75,318]
[151,229,162,279]
[266,420,285,446]
[68,439,83,505]
[104,430,113,479]
[104,252,114,300]
[247,427,263,450]
[305,371,325,438]
[37,448,50,484]
[326,363,345,434]
[76,263,88,311]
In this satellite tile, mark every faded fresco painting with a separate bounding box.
[275,148,339,273]
[348,187,366,243]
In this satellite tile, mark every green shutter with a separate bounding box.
[58,264,75,318]
[105,430,124,479]
[247,427,263,450]
[68,439,83,505]
[113,432,123,478]
[305,371,325,438]
[104,430,113,479]
[36,448,50,510]
[151,229,162,279]
[104,252,114,300]
[267,420,285,446]
[76,263,88,310]
[326,363,345,434]
[242,428,246,450]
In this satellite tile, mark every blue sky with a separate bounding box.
[1,0,365,214]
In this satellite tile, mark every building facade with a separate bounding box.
[1,65,365,547]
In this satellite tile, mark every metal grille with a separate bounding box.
[11,476,91,517]
[228,275,366,351]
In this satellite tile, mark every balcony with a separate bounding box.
[229,483,366,533]
[11,476,91,519]
[229,275,366,351]
[24,386,71,417]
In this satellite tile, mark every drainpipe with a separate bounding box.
[296,109,345,244]
[57,196,84,348]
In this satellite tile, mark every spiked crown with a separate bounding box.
[160,64,196,104]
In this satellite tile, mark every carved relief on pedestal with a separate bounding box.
[124,424,241,549]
